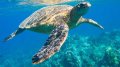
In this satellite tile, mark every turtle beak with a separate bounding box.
[87,2,91,7]
[82,2,91,7]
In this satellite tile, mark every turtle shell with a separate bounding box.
[19,5,73,33]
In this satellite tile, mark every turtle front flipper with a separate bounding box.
[32,23,69,64]
[78,17,104,29]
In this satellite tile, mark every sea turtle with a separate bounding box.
[4,2,104,64]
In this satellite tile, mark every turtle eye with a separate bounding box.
[76,2,91,8]
[76,3,86,8]
[80,3,87,8]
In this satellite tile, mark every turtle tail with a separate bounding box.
[3,28,25,42]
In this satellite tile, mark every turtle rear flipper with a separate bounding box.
[32,23,69,64]
[3,28,25,42]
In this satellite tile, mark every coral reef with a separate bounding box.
[37,30,120,67]
[0,30,120,67]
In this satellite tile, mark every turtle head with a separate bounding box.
[70,2,91,23]
[74,2,91,16]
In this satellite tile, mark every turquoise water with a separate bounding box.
[0,0,120,67]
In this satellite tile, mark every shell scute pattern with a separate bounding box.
[19,9,47,28]
[19,5,72,29]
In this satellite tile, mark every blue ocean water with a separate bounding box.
[0,0,120,67]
